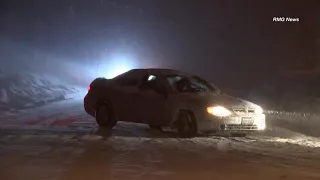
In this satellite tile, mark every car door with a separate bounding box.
[135,73,169,126]
[111,71,145,123]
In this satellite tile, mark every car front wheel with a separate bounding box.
[177,111,197,138]
[95,102,117,129]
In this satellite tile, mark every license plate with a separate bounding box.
[241,117,254,125]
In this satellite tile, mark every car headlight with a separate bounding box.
[206,106,232,117]
[255,106,263,114]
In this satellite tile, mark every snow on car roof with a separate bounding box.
[131,68,191,76]
[112,68,194,80]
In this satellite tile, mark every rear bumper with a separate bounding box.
[197,114,266,133]
[84,94,96,117]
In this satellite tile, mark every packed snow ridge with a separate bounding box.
[0,71,78,111]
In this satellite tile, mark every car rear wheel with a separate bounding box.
[95,102,117,129]
[177,111,197,138]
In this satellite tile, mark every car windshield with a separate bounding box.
[166,75,220,93]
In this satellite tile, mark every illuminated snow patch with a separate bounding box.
[264,137,320,148]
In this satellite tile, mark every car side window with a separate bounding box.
[122,77,141,86]
[188,78,212,92]
[166,75,212,93]
[143,75,157,90]
[141,74,169,94]
[114,70,144,87]
[166,75,183,91]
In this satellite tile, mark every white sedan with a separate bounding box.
[84,68,266,137]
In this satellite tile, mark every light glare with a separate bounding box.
[98,54,136,79]
[258,123,266,130]
[255,106,263,114]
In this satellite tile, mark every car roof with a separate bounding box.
[128,68,191,76]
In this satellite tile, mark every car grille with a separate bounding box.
[232,108,255,115]
[225,124,258,130]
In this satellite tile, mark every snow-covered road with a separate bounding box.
[0,98,319,180]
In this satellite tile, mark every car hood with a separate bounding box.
[185,92,258,109]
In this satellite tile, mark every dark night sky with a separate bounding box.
[0,0,319,89]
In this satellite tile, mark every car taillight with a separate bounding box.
[88,86,91,91]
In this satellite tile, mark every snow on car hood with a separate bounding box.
[185,92,259,109]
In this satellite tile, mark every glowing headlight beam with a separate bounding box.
[105,65,130,79]
[100,54,136,79]
[207,106,232,117]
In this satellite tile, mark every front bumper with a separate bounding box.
[198,114,266,133]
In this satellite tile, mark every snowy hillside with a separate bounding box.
[0,72,79,111]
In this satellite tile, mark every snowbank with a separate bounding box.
[0,72,79,111]
[264,111,320,138]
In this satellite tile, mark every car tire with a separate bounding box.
[149,125,163,131]
[95,102,117,129]
[177,111,197,138]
